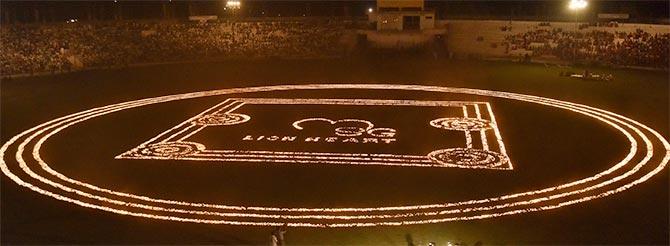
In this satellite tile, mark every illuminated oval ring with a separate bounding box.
[1,84,668,227]
[0,86,668,225]
[0,85,668,226]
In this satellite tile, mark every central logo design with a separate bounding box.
[117,98,512,169]
[292,118,397,137]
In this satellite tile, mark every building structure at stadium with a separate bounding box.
[1,0,668,77]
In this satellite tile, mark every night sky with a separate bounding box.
[1,0,668,23]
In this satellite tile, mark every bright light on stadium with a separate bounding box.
[226,0,241,9]
[568,0,588,10]
[368,8,373,13]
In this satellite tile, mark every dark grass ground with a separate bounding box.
[1,57,668,245]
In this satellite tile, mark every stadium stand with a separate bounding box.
[1,20,349,76]
[1,19,668,76]
[445,20,669,68]
[504,26,669,67]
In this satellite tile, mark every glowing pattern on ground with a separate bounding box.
[116,98,511,169]
[1,84,668,227]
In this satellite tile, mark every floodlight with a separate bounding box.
[568,0,588,10]
[226,0,241,9]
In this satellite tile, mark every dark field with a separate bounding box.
[1,58,668,245]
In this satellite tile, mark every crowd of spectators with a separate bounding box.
[504,27,670,68]
[3,19,668,76]
[1,19,347,76]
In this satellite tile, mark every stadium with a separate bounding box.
[1,0,669,245]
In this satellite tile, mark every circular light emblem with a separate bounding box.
[194,113,250,126]
[430,117,492,131]
[428,148,509,169]
[138,142,205,158]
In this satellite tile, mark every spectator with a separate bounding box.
[0,19,347,76]
[503,28,669,68]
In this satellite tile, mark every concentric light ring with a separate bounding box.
[2,84,668,227]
